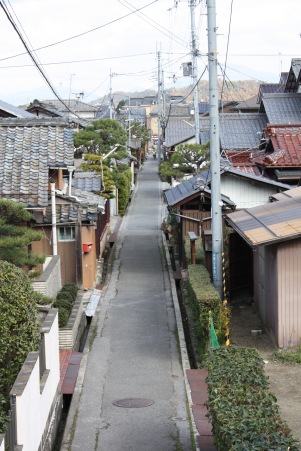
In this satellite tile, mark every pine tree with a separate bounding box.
[0,199,45,275]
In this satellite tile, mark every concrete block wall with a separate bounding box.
[32,255,62,298]
[8,309,61,451]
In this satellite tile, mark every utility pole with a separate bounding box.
[157,49,162,162]
[207,0,223,297]
[189,0,200,144]
[128,94,131,148]
[109,69,113,120]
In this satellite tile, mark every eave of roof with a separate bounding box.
[164,172,235,208]
[221,166,291,189]
[226,195,301,248]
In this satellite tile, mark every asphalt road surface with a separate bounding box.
[62,157,193,451]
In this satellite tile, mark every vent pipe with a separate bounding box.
[50,183,57,255]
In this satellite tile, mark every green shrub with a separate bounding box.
[58,307,70,328]
[116,169,132,216]
[0,261,40,433]
[56,291,74,304]
[204,347,300,450]
[186,263,222,354]
[32,292,54,305]
[53,284,79,328]
[184,236,205,265]
[61,283,78,299]
[53,299,73,311]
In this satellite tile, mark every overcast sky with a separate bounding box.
[0,0,300,106]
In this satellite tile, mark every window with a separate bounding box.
[58,226,75,241]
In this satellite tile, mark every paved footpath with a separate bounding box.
[61,158,196,451]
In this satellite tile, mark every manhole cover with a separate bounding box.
[112,398,154,408]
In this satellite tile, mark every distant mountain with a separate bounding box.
[90,80,261,107]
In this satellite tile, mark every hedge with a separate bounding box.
[186,263,223,347]
[204,346,300,450]
[53,283,79,327]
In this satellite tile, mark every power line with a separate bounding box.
[0,0,159,63]
[117,0,189,49]
[0,52,157,69]
[0,0,81,119]
[220,0,233,106]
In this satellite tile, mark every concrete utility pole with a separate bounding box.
[157,49,162,162]
[128,94,131,148]
[189,0,200,144]
[207,0,223,297]
[109,69,113,120]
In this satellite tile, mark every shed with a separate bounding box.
[225,188,301,348]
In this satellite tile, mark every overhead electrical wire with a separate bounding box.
[0,52,158,69]
[0,0,82,119]
[220,0,234,107]
[117,0,189,49]
[164,65,208,130]
[0,0,159,63]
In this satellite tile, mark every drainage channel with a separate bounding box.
[53,315,91,451]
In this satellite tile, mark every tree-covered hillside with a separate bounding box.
[92,80,261,107]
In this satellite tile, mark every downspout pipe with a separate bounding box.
[67,166,75,197]
[50,183,57,256]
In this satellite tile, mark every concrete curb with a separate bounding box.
[162,232,200,451]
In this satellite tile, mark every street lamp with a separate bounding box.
[100,144,127,190]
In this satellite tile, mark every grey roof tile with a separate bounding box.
[72,172,102,192]
[218,113,268,150]
[164,117,195,147]
[0,118,74,207]
[259,93,301,124]
[0,99,34,118]
[165,113,267,150]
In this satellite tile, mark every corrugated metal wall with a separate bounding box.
[262,245,277,344]
[221,176,279,209]
[277,239,301,348]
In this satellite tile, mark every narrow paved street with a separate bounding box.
[61,157,193,450]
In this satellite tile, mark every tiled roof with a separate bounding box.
[252,125,301,167]
[72,172,102,192]
[44,188,106,223]
[198,102,210,114]
[124,96,157,106]
[280,72,289,84]
[26,99,64,117]
[164,166,289,208]
[167,104,191,117]
[95,105,111,119]
[0,99,34,118]
[166,113,267,150]
[230,95,259,112]
[164,117,195,147]
[223,151,263,177]
[116,108,146,122]
[0,118,74,207]
[43,99,98,113]
[164,171,235,208]
[259,93,301,124]
[259,83,285,95]
[220,166,289,189]
[219,113,267,150]
[284,59,301,92]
